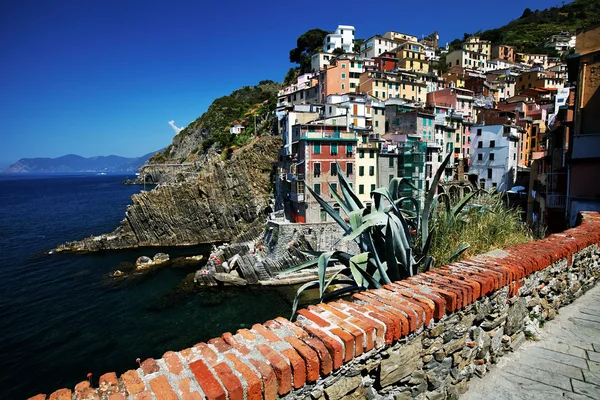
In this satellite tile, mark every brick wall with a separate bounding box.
[31,212,600,400]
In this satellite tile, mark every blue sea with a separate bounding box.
[0,173,293,399]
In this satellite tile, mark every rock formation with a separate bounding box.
[55,136,280,252]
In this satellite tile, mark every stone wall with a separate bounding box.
[31,212,600,400]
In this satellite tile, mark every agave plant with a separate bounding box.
[279,151,478,317]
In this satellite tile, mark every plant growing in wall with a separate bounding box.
[280,152,480,316]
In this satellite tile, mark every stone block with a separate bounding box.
[323,374,362,400]
[380,338,423,387]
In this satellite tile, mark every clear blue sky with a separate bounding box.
[0,0,564,166]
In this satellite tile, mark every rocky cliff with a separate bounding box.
[55,136,280,252]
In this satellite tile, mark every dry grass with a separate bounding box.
[429,192,534,268]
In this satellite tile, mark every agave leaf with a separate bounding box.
[422,256,434,271]
[278,257,319,276]
[336,161,363,211]
[388,177,419,201]
[348,252,370,286]
[396,196,420,231]
[322,268,354,296]
[328,182,351,216]
[421,151,452,249]
[318,251,335,298]
[348,210,363,230]
[365,230,391,284]
[421,226,435,257]
[321,285,364,302]
[387,213,409,267]
[290,281,320,319]
[451,189,481,217]
[447,242,470,263]
[385,218,402,281]
[307,185,351,234]
[372,187,402,215]
[342,212,388,242]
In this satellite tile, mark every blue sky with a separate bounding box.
[0,0,564,166]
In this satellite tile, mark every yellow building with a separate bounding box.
[516,71,564,93]
[355,143,379,206]
[463,36,492,58]
[359,71,427,103]
[395,42,430,73]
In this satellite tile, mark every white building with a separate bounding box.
[446,49,488,71]
[360,35,400,58]
[310,52,335,72]
[278,104,322,157]
[323,25,355,53]
[469,124,520,191]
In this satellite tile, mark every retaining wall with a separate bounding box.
[30,212,600,400]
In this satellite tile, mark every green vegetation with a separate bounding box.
[457,0,600,54]
[430,192,534,268]
[280,153,533,316]
[150,80,280,163]
[289,28,330,73]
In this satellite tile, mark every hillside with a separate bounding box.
[150,80,280,164]
[449,0,600,54]
[3,151,157,173]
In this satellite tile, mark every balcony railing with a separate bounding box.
[546,193,566,208]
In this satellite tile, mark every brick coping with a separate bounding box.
[29,212,600,400]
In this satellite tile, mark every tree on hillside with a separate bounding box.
[289,28,330,73]
[332,47,345,55]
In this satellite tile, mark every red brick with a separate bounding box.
[302,336,333,376]
[381,286,434,326]
[163,351,184,376]
[253,323,283,343]
[302,324,343,370]
[248,358,278,400]
[28,395,46,400]
[180,347,196,362]
[108,394,126,400]
[353,295,407,338]
[208,337,232,353]
[133,392,152,400]
[74,380,99,400]
[99,372,118,392]
[188,359,226,400]
[281,348,306,389]
[222,332,251,355]
[360,291,418,332]
[121,370,145,396]
[237,328,256,342]
[331,301,385,348]
[49,389,72,400]
[436,269,481,302]
[257,343,292,395]
[275,317,309,338]
[225,354,262,400]
[449,264,495,296]
[411,274,463,310]
[285,336,320,382]
[330,327,355,362]
[213,362,244,400]
[318,303,375,352]
[297,309,331,327]
[344,300,397,343]
[148,375,178,400]
[309,305,364,356]
[140,358,159,375]
[425,272,473,305]
[393,282,446,319]
[178,377,204,400]
[194,342,218,364]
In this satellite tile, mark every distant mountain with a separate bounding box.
[3,151,159,173]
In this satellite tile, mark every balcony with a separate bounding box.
[546,193,566,209]
[358,142,379,149]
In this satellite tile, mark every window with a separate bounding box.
[369,151,375,159]
[314,143,321,154]
[389,174,394,183]
[375,121,379,127]
[342,64,346,68]
[490,140,495,148]
[389,157,394,167]
[331,163,337,176]
[359,166,364,176]
[320,208,327,222]
[359,150,364,159]
[341,84,345,90]
[490,153,495,161]
[314,183,321,195]
[478,142,483,148]
[330,183,338,196]
[531,138,536,148]
[341,73,346,79]
[371,184,376,192]
[369,166,375,176]
[478,153,483,161]
[331,143,338,155]
[492,182,498,188]
[346,144,353,155]
[477,128,482,136]
[487,168,492,179]
[359,184,365,194]
[347,163,353,175]
[314,162,321,177]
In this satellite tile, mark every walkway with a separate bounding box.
[463,284,600,400]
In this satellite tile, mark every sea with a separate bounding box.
[0,173,294,399]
